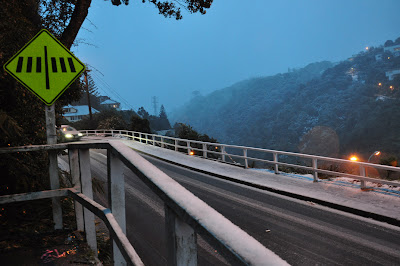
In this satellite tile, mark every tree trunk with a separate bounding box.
[60,0,92,49]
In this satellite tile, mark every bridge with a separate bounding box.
[1,130,400,265]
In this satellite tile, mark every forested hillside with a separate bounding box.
[171,39,400,160]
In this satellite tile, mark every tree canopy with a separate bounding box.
[39,0,213,49]
[0,0,213,195]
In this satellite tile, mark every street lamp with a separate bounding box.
[368,151,381,162]
[366,151,381,177]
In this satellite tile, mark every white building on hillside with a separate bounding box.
[63,105,99,122]
[384,44,400,57]
[385,69,400,81]
[101,99,121,110]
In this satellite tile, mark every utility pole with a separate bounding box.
[152,96,158,116]
[83,69,93,120]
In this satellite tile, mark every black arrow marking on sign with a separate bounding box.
[13,53,78,85]
[36,57,42,73]
[16,57,24,73]
[68,58,76,72]
[60,58,67,72]
[26,57,33,73]
[51,57,57,73]
[45,46,50,90]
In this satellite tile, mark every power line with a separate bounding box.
[91,71,136,111]
[92,73,129,105]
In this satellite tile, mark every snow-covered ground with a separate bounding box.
[254,169,400,198]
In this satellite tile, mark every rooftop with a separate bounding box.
[63,105,99,117]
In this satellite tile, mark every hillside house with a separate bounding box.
[101,99,121,110]
[63,105,99,122]
[385,69,400,81]
[384,44,400,57]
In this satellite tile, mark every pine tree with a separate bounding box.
[138,107,150,119]
[159,105,171,130]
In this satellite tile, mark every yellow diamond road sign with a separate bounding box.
[3,29,85,105]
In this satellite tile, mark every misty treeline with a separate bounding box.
[69,102,172,133]
[172,37,400,166]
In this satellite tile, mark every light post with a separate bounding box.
[368,151,381,163]
[366,151,381,177]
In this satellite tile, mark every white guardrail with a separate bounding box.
[82,129,400,190]
[0,141,288,265]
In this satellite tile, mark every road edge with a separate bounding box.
[130,147,400,228]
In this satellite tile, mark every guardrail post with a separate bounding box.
[360,165,366,190]
[243,149,248,168]
[108,150,126,265]
[273,153,279,174]
[187,141,191,155]
[165,204,197,266]
[145,134,148,144]
[79,149,97,255]
[161,137,165,148]
[221,146,226,162]
[175,139,178,151]
[312,158,318,182]
[152,135,156,146]
[45,105,63,230]
[48,150,63,230]
[69,149,84,231]
[203,144,207,159]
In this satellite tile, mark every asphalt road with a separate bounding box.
[85,149,400,265]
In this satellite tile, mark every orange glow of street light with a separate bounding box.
[378,83,382,86]
[374,151,381,156]
[365,46,369,50]
[390,85,394,90]
[350,156,358,161]
[190,151,195,156]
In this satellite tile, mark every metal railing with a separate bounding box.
[82,129,400,190]
[0,141,287,265]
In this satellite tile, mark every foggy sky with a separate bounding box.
[73,0,400,114]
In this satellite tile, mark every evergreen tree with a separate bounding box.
[158,105,171,130]
[384,40,394,47]
[72,73,101,110]
[138,107,150,119]
[129,115,151,133]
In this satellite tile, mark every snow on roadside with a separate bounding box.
[253,168,400,198]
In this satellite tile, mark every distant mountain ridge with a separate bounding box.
[171,40,400,159]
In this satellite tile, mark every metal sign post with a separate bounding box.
[45,104,62,229]
[4,29,86,230]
